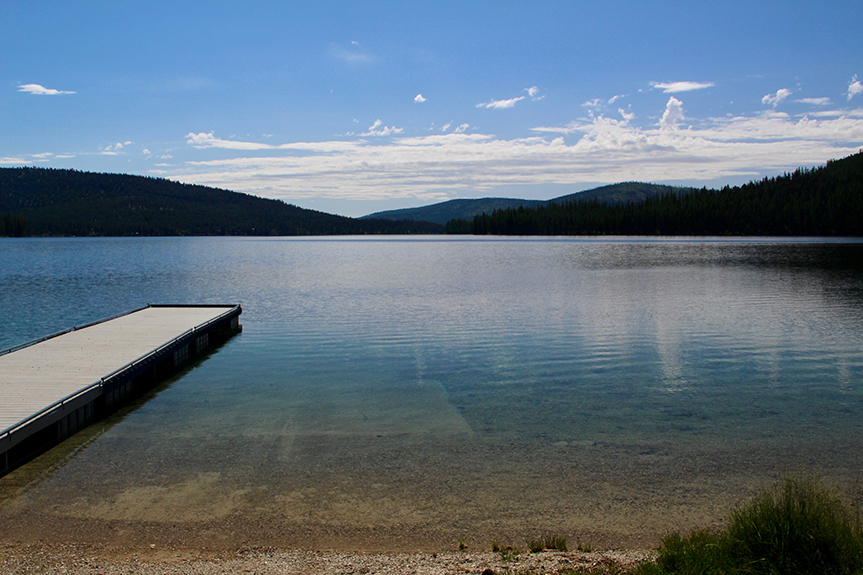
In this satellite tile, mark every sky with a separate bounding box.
[2,1,863,217]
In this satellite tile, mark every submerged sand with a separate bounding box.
[3,404,861,573]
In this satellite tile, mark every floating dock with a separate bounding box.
[0,304,242,476]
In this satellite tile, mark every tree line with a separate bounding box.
[0,212,27,237]
[446,151,863,236]
[0,167,443,237]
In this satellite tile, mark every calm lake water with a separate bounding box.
[1,236,863,550]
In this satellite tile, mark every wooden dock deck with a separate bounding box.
[1,304,242,476]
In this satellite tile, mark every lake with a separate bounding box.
[1,236,863,550]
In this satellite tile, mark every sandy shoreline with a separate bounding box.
[0,542,655,574]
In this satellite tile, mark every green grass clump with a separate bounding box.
[632,474,863,575]
[528,534,568,553]
[498,545,521,562]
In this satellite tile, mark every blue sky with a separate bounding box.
[3,1,862,217]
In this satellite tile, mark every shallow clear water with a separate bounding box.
[2,236,863,549]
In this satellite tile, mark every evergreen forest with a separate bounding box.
[0,168,442,237]
[446,151,863,236]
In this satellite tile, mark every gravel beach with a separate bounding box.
[0,543,654,575]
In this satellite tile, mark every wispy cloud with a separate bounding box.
[100,141,133,155]
[477,96,525,109]
[361,119,403,136]
[440,122,470,133]
[174,99,863,204]
[414,94,426,103]
[186,132,358,152]
[651,81,714,93]
[526,86,544,101]
[478,87,544,109]
[797,97,832,106]
[762,88,792,107]
[18,83,75,95]
[2,151,76,164]
[187,132,274,150]
[849,75,863,101]
[582,95,627,111]
[808,109,863,119]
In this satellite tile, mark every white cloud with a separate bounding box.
[762,88,792,108]
[582,98,602,108]
[173,97,863,205]
[100,142,133,155]
[18,83,75,95]
[1,152,77,163]
[143,148,152,155]
[797,97,832,106]
[608,94,625,104]
[660,97,684,129]
[848,76,863,101]
[809,108,863,119]
[441,122,452,132]
[361,119,404,136]
[651,81,714,93]
[187,132,269,149]
[525,86,544,101]
[619,108,635,122]
[414,94,426,103]
[187,132,358,152]
[683,110,863,142]
[477,96,525,109]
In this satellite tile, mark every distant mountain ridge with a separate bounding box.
[362,197,545,225]
[0,167,442,237]
[362,182,693,225]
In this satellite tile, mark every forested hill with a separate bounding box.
[362,198,545,225]
[548,182,693,206]
[0,168,442,237]
[363,182,690,225]
[447,152,863,236]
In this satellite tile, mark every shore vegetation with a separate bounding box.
[631,474,863,575]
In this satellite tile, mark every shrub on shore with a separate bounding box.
[529,534,568,553]
[632,474,863,575]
